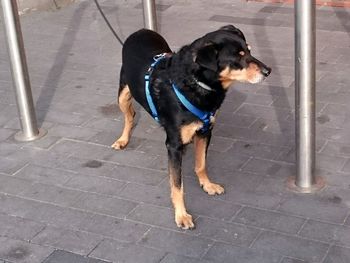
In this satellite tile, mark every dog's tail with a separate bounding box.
[93,0,124,46]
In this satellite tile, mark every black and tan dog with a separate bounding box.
[112,25,271,229]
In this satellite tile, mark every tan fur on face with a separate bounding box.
[180,122,203,144]
[219,63,262,89]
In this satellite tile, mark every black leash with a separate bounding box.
[93,0,124,46]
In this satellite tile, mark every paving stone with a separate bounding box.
[43,250,110,263]
[0,236,53,263]
[0,158,28,175]
[203,241,282,263]
[63,173,126,196]
[90,239,166,263]
[252,231,329,262]
[229,140,284,160]
[0,128,15,141]
[0,174,33,195]
[235,103,292,121]
[139,227,213,258]
[78,213,150,243]
[47,124,100,141]
[233,207,306,234]
[32,226,103,255]
[299,220,350,247]
[71,192,138,218]
[127,203,179,230]
[242,158,294,177]
[0,213,45,241]
[186,192,242,222]
[14,164,74,186]
[20,183,83,207]
[323,245,350,263]
[278,193,349,224]
[51,155,117,178]
[193,217,260,247]
[280,258,306,263]
[160,253,213,263]
[118,183,172,208]
[109,165,167,186]
[207,151,249,171]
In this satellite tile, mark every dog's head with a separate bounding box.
[193,25,271,89]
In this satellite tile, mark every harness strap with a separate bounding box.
[172,83,214,133]
[145,53,215,133]
[145,53,169,121]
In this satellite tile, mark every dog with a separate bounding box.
[112,25,271,229]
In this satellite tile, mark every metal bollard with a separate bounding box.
[287,0,325,193]
[142,0,157,32]
[1,0,46,141]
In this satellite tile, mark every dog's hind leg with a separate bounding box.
[111,68,135,150]
[194,134,224,195]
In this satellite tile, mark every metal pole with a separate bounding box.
[1,0,46,141]
[287,0,325,193]
[142,0,157,31]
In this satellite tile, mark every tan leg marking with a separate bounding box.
[194,135,224,195]
[170,168,194,229]
[180,122,203,145]
[111,85,135,150]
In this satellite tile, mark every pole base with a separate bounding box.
[14,128,47,142]
[287,176,326,193]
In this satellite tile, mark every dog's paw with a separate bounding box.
[175,212,195,230]
[111,139,128,150]
[202,182,225,195]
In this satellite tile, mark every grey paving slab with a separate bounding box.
[31,226,103,255]
[193,216,260,247]
[139,227,213,259]
[14,164,75,186]
[71,192,138,218]
[78,213,151,243]
[90,239,166,263]
[110,165,167,186]
[233,207,306,234]
[0,158,28,175]
[278,193,349,224]
[118,183,172,208]
[299,220,350,247]
[0,174,33,195]
[0,213,45,241]
[63,173,126,196]
[0,236,54,263]
[203,241,282,263]
[160,253,213,263]
[252,231,329,262]
[324,245,350,263]
[127,203,180,231]
[20,183,83,207]
[43,250,110,263]
[280,258,306,263]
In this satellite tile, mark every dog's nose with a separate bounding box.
[262,66,271,77]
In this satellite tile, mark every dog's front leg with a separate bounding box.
[194,133,224,195]
[166,138,194,230]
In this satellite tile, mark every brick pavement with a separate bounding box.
[0,0,350,262]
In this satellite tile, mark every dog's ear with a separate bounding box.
[195,44,218,72]
[220,25,245,41]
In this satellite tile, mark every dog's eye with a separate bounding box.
[247,44,251,51]
[239,51,245,56]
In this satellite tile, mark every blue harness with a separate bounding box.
[145,53,215,133]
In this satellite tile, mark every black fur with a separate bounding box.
[117,25,271,228]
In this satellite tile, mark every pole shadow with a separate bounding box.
[35,1,89,126]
